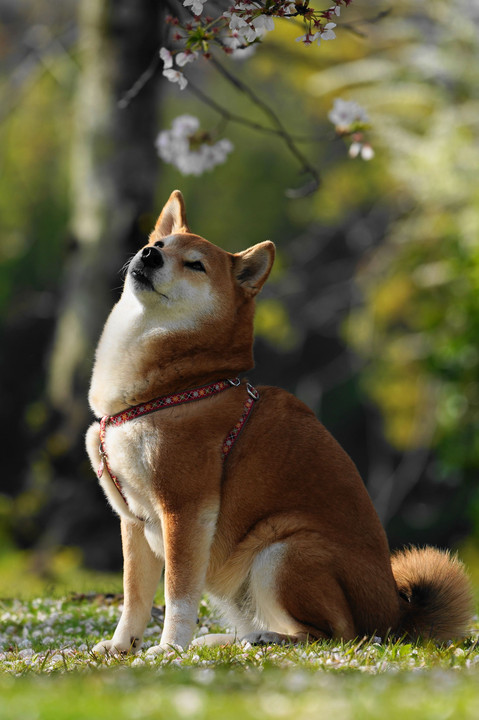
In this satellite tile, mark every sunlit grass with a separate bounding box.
[1,547,479,718]
[1,592,479,719]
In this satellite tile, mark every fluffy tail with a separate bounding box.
[391,546,474,641]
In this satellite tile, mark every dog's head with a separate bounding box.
[90,191,275,412]
[124,190,275,333]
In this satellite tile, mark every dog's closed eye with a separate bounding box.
[184,260,206,272]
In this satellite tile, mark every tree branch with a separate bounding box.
[118,52,161,109]
[341,9,392,38]
[186,76,318,142]
[209,56,320,196]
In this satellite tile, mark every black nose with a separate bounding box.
[141,245,164,269]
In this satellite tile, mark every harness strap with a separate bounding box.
[222,383,259,457]
[97,378,259,520]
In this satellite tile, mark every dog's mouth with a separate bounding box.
[131,268,155,290]
[130,267,168,300]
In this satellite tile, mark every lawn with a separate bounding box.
[1,591,479,720]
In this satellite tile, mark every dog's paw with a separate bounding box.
[241,631,295,646]
[145,643,183,657]
[93,636,141,656]
[191,633,237,648]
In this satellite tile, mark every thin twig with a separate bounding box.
[186,77,317,142]
[209,56,320,195]
[118,53,162,109]
[341,9,392,38]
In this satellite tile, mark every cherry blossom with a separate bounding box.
[176,51,198,67]
[329,100,374,160]
[162,68,188,90]
[320,22,337,40]
[156,2,371,178]
[156,115,234,176]
[183,0,206,16]
[160,46,189,89]
[159,47,173,69]
[296,33,316,45]
[251,15,275,33]
[297,21,336,46]
[328,98,369,132]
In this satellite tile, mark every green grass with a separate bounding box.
[1,593,479,719]
[0,547,124,599]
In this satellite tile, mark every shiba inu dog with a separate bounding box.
[86,190,473,655]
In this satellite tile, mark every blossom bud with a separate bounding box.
[360,144,375,161]
[348,142,362,158]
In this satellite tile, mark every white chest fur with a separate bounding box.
[86,418,165,538]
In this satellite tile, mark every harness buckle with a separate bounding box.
[228,377,241,387]
[246,383,260,400]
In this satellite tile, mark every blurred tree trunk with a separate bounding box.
[48,0,162,427]
[38,0,163,568]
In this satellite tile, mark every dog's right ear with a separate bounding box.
[155,190,190,237]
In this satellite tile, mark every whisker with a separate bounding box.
[119,254,135,278]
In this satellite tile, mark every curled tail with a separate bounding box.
[391,546,474,641]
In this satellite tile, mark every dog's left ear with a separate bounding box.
[233,241,275,296]
[155,190,190,237]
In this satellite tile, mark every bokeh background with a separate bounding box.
[2,0,479,596]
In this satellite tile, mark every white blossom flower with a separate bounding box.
[163,68,188,90]
[222,3,277,44]
[228,2,252,13]
[328,98,369,131]
[225,13,249,31]
[320,22,336,40]
[296,33,316,45]
[224,32,257,58]
[183,0,206,15]
[176,50,198,67]
[223,8,267,43]
[171,114,200,137]
[178,139,234,175]
[228,25,257,44]
[330,5,341,16]
[159,47,173,69]
[251,14,275,33]
[156,115,234,176]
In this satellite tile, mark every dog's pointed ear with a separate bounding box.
[155,190,189,237]
[233,241,275,296]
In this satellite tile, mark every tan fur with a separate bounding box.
[86,190,474,655]
[391,546,473,640]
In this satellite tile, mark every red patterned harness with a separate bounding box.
[97,378,259,518]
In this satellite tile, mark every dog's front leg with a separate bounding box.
[147,504,218,655]
[94,518,164,655]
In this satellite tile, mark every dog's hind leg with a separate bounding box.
[195,537,357,649]
[244,538,357,645]
[191,632,237,648]
[192,543,312,649]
